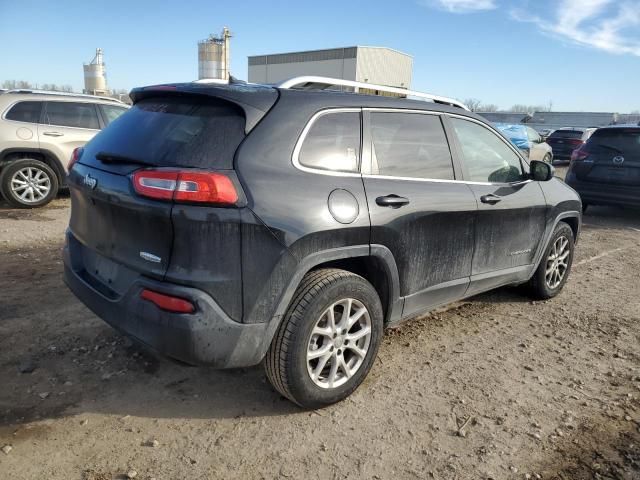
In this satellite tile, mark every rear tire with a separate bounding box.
[265,268,383,408]
[0,159,59,208]
[529,222,575,300]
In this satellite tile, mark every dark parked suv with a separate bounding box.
[566,125,640,210]
[64,78,582,408]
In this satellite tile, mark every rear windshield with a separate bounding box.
[83,96,245,169]
[549,130,583,139]
[588,129,640,153]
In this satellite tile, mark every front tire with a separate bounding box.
[265,269,383,408]
[0,159,59,208]
[529,222,575,300]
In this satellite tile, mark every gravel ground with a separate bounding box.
[1,171,639,479]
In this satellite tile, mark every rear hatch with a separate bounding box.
[546,130,584,157]
[67,85,277,319]
[573,127,640,186]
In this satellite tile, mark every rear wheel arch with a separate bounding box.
[310,255,396,326]
[272,246,401,327]
[559,215,580,244]
[0,148,66,185]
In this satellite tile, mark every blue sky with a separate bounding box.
[1,0,639,112]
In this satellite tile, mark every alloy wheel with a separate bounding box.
[306,298,372,389]
[545,236,570,289]
[10,167,51,204]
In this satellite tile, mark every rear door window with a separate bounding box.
[298,111,361,173]
[368,112,454,180]
[82,96,246,169]
[5,101,43,123]
[45,102,100,129]
[100,105,128,125]
[451,118,525,183]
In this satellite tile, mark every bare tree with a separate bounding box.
[2,80,33,89]
[463,98,482,112]
[510,104,546,114]
[479,103,499,112]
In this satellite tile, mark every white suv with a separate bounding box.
[0,90,128,207]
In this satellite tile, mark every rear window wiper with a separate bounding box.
[95,151,155,166]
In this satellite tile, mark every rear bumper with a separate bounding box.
[63,232,272,368]
[566,173,640,207]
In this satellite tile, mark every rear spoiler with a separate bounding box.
[129,83,279,134]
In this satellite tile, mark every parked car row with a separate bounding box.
[0,90,128,207]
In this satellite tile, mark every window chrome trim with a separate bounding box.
[292,107,533,187]
[292,108,363,178]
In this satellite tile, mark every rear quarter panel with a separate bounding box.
[234,94,370,324]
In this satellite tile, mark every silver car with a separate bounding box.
[0,90,128,207]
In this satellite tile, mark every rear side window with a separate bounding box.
[100,105,128,125]
[298,111,361,172]
[5,101,43,123]
[45,102,100,129]
[451,118,524,184]
[369,112,454,180]
[588,129,640,153]
[549,130,583,139]
[83,96,245,169]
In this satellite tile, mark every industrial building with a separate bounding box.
[248,46,413,90]
[83,48,109,96]
[198,27,232,80]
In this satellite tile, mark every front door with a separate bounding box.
[362,110,477,319]
[447,116,547,295]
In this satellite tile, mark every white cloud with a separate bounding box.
[422,0,497,14]
[512,0,640,56]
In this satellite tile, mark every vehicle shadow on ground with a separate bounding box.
[1,203,638,429]
[581,205,640,230]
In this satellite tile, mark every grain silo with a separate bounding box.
[198,27,231,80]
[83,48,109,96]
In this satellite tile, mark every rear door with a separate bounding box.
[38,101,102,171]
[446,116,547,295]
[362,110,477,318]
[573,128,640,186]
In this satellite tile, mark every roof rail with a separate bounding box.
[4,89,125,104]
[277,76,469,111]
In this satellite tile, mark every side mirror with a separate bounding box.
[530,160,555,182]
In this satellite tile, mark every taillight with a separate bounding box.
[140,289,195,313]
[568,139,584,147]
[68,147,84,172]
[571,146,590,162]
[132,170,238,205]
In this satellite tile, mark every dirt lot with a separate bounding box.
[1,172,639,479]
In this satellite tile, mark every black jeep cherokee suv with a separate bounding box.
[64,80,581,408]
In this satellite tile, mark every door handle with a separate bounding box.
[42,131,64,137]
[376,194,410,208]
[480,194,502,205]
